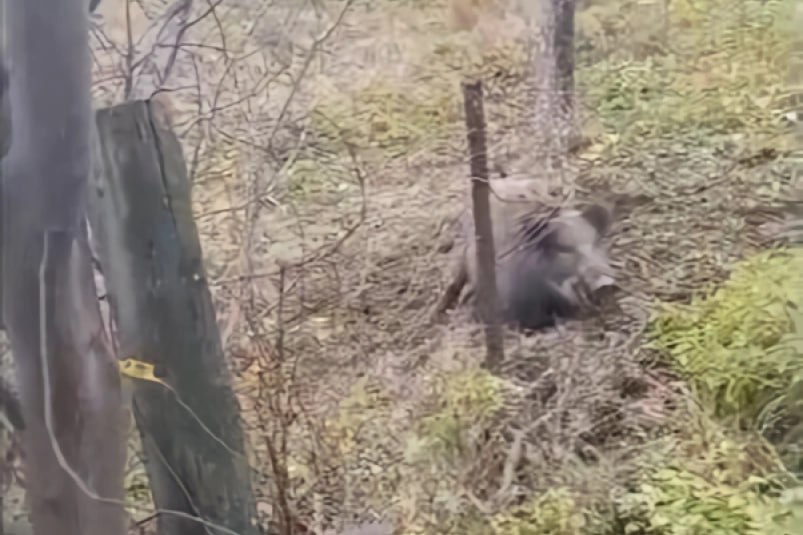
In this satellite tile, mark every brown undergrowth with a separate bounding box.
[2,0,798,533]
[148,0,799,532]
[203,1,797,532]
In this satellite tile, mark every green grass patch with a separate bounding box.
[579,0,793,146]
[413,368,506,464]
[310,77,460,159]
[649,248,803,425]
[614,465,792,534]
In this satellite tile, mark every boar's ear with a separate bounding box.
[579,203,612,237]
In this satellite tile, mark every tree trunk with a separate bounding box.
[462,80,505,370]
[88,99,261,535]
[0,2,10,331]
[553,0,576,117]
[524,0,578,161]
[1,1,127,535]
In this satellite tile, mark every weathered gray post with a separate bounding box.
[88,100,261,535]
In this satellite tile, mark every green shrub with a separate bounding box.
[415,368,505,463]
[614,466,791,534]
[649,248,803,425]
[606,428,795,535]
[489,488,587,535]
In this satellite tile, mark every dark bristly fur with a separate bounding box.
[461,184,615,330]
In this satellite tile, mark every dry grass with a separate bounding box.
[187,2,790,532]
[99,0,798,531]
[1,0,799,533]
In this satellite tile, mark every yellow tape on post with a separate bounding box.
[118,358,167,386]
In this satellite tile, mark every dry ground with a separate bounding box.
[2,0,798,533]
[181,2,792,531]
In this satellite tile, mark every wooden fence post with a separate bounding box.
[88,100,261,535]
[462,80,505,370]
